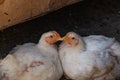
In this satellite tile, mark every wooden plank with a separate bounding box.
[0,0,81,30]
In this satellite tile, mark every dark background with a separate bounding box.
[0,0,120,59]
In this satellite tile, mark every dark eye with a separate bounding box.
[50,35,54,38]
[72,37,75,40]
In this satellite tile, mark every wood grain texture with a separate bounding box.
[0,0,81,30]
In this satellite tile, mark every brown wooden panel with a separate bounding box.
[0,0,81,30]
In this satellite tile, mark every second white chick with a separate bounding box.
[0,31,63,80]
[59,32,120,80]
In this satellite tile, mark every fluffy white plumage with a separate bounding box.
[59,32,120,80]
[0,31,63,80]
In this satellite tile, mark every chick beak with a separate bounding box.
[61,36,67,41]
[57,37,64,41]
[61,36,72,45]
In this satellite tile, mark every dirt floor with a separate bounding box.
[0,0,120,79]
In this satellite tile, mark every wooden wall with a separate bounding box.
[0,0,81,30]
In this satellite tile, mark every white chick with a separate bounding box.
[0,31,63,80]
[59,32,120,80]
[0,54,20,80]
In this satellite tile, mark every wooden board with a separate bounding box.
[0,0,81,30]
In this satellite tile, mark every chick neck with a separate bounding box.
[37,37,57,58]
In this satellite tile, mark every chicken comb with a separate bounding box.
[52,31,61,37]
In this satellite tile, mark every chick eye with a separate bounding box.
[72,37,75,40]
[50,35,54,38]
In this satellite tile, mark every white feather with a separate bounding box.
[59,33,120,80]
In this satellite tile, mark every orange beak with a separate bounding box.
[62,35,72,45]
[57,37,64,41]
[62,36,69,41]
[62,32,72,42]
